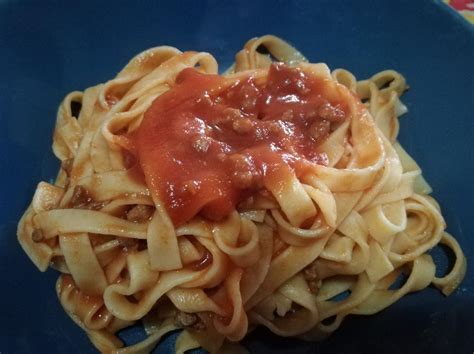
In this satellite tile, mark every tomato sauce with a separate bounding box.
[133,63,348,226]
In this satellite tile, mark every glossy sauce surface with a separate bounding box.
[134,64,349,225]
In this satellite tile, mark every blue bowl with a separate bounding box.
[1,1,473,353]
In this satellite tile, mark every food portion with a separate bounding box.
[18,35,466,353]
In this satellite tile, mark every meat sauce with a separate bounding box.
[133,63,348,226]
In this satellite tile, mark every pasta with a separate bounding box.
[18,35,466,353]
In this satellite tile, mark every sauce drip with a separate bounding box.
[133,63,348,225]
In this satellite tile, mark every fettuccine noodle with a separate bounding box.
[18,35,466,353]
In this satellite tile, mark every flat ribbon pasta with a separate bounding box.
[17,35,466,354]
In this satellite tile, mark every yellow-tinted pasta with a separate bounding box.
[18,35,466,353]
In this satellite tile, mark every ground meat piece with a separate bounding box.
[175,311,197,327]
[106,94,119,107]
[118,237,137,249]
[242,96,257,111]
[69,185,90,207]
[32,228,44,242]
[228,154,262,189]
[69,185,105,210]
[61,158,74,176]
[306,109,318,119]
[239,85,259,112]
[126,205,154,223]
[303,262,322,293]
[309,119,330,141]
[174,312,206,331]
[192,135,212,153]
[88,201,105,210]
[318,102,346,122]
[190,320,206,331]
[232,118,254,135]
[268,121,282,134]
[222,107,243,122]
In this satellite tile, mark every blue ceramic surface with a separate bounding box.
[1,0,473,353]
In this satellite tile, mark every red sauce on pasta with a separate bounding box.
[134,64,348,225]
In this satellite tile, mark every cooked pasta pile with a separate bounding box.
[18,36,466,353]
